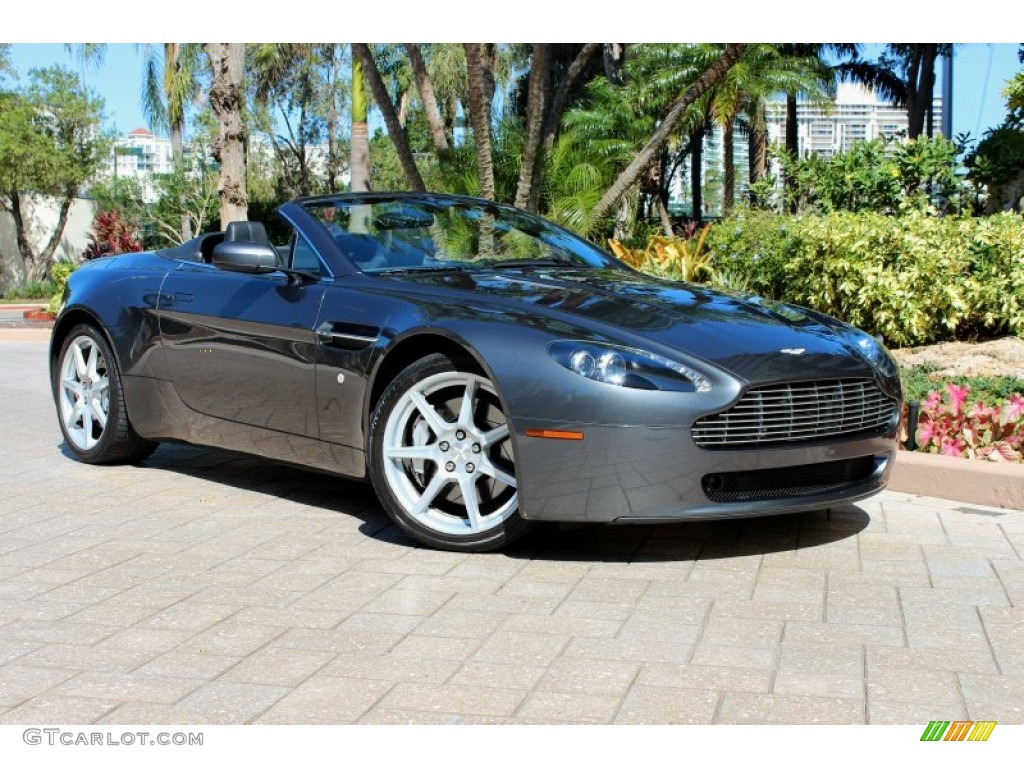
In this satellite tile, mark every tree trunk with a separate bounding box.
[540,42,601,159]
[514,44,551,210]
[530,42,601,212]
[464,43,496,201]
[352,44,426,192]
[784,92,799,212]
[203,43,247,227]
[592,44,746,222]
[165,44,193,243]
[723,111,737,213]
[405,43,449,153]
[748,104,767,206]
[9,191,74,283]
[907,44,938,140]
[690,126,703,221]
[350,52,370,192]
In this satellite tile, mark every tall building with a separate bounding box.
[108,127,176,202]
[764,83,945,159]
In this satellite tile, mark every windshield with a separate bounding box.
[299,197,621,273]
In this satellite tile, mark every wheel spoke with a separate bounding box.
[86,343,101,381]
[82,404,94,448]
[409,473,450,518]
[458,378,477,429]
[72,343,88,379]
[458,474,483,532]
[90,399,108,428]
[409,390,451,435]
[62,379,84,397]
[91,378,109,395]
[480,461,517,488]
[384,445,438,462]
[481,423,509,447]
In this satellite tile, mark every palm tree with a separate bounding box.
[592,44,747,222]
[352,44,425,192]
[203,44,247,226]
[709,45,831,212]
[463,43,496,200]
[350,48,370,193]
[141,44,201,240]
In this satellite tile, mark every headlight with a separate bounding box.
[848,329,898,379]
[549,341,711,392]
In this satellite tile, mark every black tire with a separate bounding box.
[53,323,158,465]
[368,353,533,552]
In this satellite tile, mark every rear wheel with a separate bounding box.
[54,324,157,464]
[369,354,532,551]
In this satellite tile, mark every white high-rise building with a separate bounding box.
[765,83,945,159]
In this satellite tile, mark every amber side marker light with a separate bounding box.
[524,428,584,441]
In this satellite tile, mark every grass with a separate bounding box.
[3,280,55,301]
[900,362,1024,404]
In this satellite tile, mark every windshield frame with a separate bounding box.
[290,193,626,276]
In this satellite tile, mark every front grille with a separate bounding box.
[702,455,879,503]
[692,379,897,449]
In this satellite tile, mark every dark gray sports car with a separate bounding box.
[49,193,901,551]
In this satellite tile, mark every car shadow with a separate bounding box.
[68,442,871,563]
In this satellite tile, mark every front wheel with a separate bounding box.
[368,354,532,551]
[53,324,157,464]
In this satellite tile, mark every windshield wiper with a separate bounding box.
[372,264,469,275]
[482,258,578,269]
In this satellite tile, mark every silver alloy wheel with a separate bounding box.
[58,335,111,451]
[381,370,517,536]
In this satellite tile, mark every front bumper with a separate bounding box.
[511,419,897,523]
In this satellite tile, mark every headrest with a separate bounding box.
[224,221,270,245]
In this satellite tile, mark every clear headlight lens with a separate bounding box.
[849,329,898,378]
[550,341,711,392]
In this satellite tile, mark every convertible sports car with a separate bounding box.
[50,193,901,551]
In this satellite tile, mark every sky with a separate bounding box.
[7,42,1021,149]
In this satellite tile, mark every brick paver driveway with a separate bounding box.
[1,337,1022,724]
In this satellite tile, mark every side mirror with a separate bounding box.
[211,241,279,274]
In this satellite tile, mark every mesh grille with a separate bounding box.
[692,379,898,449]
[701,456,878,503]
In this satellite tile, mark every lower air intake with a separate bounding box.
[702,455,880,503]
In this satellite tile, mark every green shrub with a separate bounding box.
[901,364,1024,404]
[704,209,1024,346]
[46,262,77,316]
[3,279,56,300]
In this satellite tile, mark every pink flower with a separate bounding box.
[945,383,970,417]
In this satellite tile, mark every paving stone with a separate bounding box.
[218,646,334,687]
[866,669,964,708]
[471,631,568,666]
[179,681,292,723]
[866,647,999,676]
[0,694,121,724]
[321,655,460,685]
[958,673,1024,722]
[0,665,78,707]
[378,681,524,718]
[615,686,719,724]
[52,672,203,704]
[718,692,864,724]
[536,657,639,697]
[515,690,620,724]
[411,608,507,639]
[136,651,244,681]
[638,662,772,693]
[689,643,778,671]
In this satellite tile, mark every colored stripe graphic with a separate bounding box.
[921,721,949,741]
[920,720,996,742]
[944,722,972,741]
[968,722,996,741]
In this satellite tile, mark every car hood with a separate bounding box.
[393,267,875,382]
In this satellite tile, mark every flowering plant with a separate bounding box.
[914,383,1024,462]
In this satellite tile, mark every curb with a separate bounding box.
[890,450,1024,510]
[0,303,47,312]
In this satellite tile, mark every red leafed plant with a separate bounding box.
[82,210,143,260]
[915,382,1024,462]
